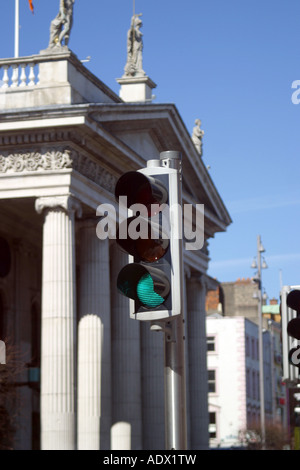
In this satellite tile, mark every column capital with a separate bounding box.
[188,272,218,292]
[188,271,205,286]
[78,215,99,230]
[35,194,82,218]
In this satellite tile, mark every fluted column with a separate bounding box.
[78,221,111,450]
[77,314,102,449]
[186,275,209,449]
[35,195,81,450]
[110,245,142,450]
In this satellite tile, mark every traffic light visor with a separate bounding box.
[287,290,300,312]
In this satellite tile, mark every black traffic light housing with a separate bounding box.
[115,152,183,322]
[286,290,300,368]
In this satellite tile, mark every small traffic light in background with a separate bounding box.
[0,340,5,364]
[281,286,300,381]
[115,151,183,322]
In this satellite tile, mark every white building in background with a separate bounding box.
[0,10,232,450]
[206,315,274,448]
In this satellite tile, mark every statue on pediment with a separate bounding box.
[192,119,204,156]
[124,14,145,77]
[48,0,75,49]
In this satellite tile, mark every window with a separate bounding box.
[251,338,255,359]
[209,412,217,439]
[207,336,216,352]
[246,369,250,397]
[252,370,256,399]
[208,370,216,393]
[246,336,249,357]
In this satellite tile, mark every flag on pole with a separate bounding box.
[28,0,34,13]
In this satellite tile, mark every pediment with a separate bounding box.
[89,104,232,236]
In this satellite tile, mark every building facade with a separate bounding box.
[207,316,260,447]
[0,44,231,450]
[206,280,287,448]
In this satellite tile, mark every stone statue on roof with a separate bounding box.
[124,14,146,77]
[191,119,204,156]
[48,0,75,49]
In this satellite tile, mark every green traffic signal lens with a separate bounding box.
[137,273,165,308]
[117,263,170,310]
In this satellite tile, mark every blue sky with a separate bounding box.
[1,0,300,302]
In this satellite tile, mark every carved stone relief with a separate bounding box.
[0,148,117,194]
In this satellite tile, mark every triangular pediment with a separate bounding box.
[89,103,232,236]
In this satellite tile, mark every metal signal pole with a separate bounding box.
[161,151,187,450]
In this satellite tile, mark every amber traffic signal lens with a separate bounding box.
[136,238,169,263]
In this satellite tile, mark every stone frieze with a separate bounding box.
[0,149,117,193]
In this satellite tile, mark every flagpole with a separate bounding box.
[15,0,19,58]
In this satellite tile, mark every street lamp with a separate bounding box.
[251,235,267,449]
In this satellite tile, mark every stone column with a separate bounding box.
[12,240,32,450]
[186,274,209,449]
[35,195,81,450]
[77,221,111,450]
[77,314,102,450]
[110,245,142,450]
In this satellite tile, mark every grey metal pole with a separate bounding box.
[159,150,187,450]
[164,317,187,450]
[257,235,266,448]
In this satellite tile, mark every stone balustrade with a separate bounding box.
[0,56,39,89]
[0,51,121,108]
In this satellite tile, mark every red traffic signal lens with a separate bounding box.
[287,290,300,312]
[115,171,168,214]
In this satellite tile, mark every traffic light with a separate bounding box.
[287,290,300,367]
[115,151,183,322]
[281,286,300,380]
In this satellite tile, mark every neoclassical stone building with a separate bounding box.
[0,44,231,450]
